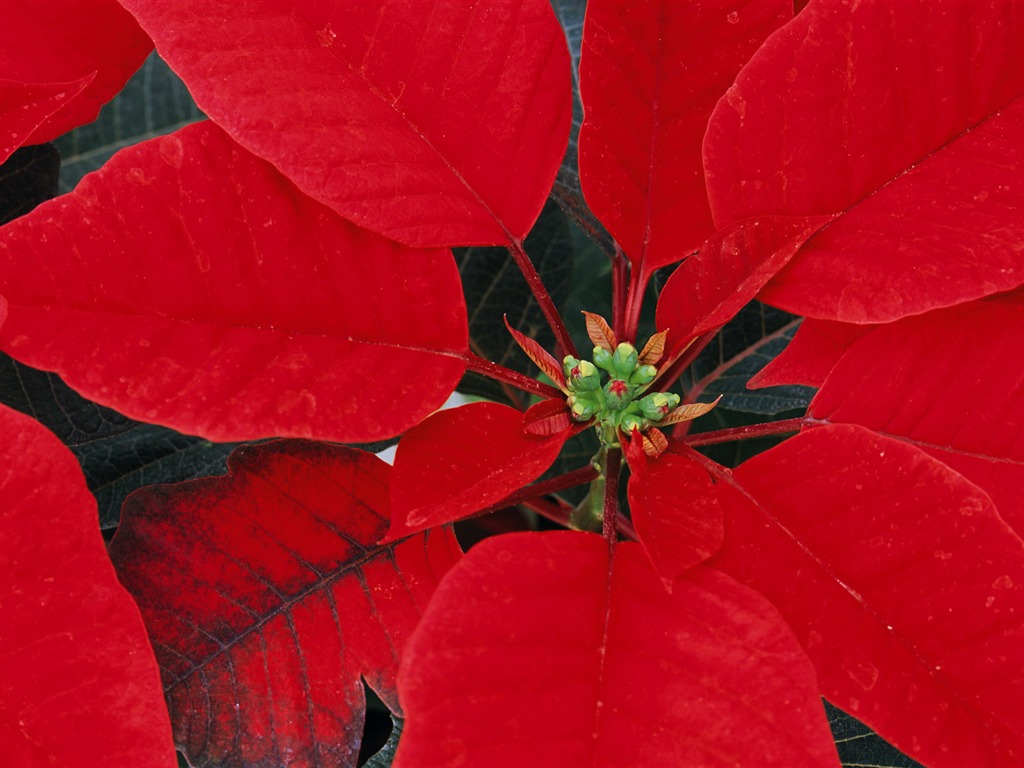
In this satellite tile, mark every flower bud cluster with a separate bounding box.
[563,342,680,435]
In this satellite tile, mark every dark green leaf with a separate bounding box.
[456,200,573,406]
[362,716,404,768]
[826,701,923,768]
[54,52,203,192]
[549,0,615,255]
[0,143,60,225]
[682,301,815,415]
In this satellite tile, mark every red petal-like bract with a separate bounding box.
[119,0,570,248]
[810,295,1024,533]
[656,215,830,353]
[387,402,572,539]
[705,1,1024,323]
[109,440,462,768]
[0,404,174,768]
[1,0,151,145]
[749,317,871,389]
[0,121,467,443]
[0,75,93,165]
[626,447,724,585]
[710,424,1024,767]
[395,532,840,767]
[578,0,791,277]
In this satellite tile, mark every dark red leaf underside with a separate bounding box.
[523,397,573,437]
[655,214,830,354]
[710,424,1024,767]
[1,0,151,144]
[120,0,570,247]
[395,532,840,767]
[809,295,1024,534]
[0,404,174,768]
[749,317,872,389]
[705,1,1024,323]
[387,402,572,540]
[109,441,462,768]
[626,447,724,585]
[578,0,791,275]
[0,121,467,443]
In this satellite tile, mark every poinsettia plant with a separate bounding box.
[3,0,1024,766]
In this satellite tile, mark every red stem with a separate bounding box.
[602,447,623,542]
[682,416,816,447]
[610,243,630,340]
[653,329,716,394]
[621,267,647,343]
[472,464,600,520]
[462,351,563,400]
[507,238,577,359]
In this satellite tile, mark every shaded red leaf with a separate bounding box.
[705,1,1024,322]
[119,0,569,248]
[626,446,724,585]
[578,0,791,276]
[582,310,617,352]
[749,317,872,389]
[0,404,174,767]
[387,402,572,540]
[522,397,573,437]
[0,75,94,165]
[109,440,462,768]
[0,121,467,443]
[709,424,1024,766]
[395,531,839,767]
[1,0,151,144]
[809,295,1024,533]
[656,215,830,354]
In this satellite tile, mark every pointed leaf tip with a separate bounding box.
[583,310,617,351]
[659,396,723,427]
[504,314,566,389]
[638,329,668,366]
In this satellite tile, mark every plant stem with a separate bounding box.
[471,464,600,521]
[610,242,630,340]
[462,351,564,400]
[602,447,623,542]
[682,416,815,447]
[507,237,577,359]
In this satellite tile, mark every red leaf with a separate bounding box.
[581,310,617,352]
[522,397,573,437]
[0,404,174,767]
[710,424,1024,766]
[504,315,567,390]
[809,295,1024,533]
[387,402,572,539]
[578,0,791,276]
[1,0,151,145]
[119,0,570,247]
[0,75,94,165]
[749,317,872,389]
[109,440,462,768]
[395,532,839,767]
[0,121,467,443]
[627,447,724,585]
[656,215,831,353]
[705,1,1024,322]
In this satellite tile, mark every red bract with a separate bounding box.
[2,0,1024,765]
[0,404,174,766]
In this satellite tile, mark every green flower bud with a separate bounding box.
[562,356,581,378]
[629,364,657,386]
[603,378,633,411]
[592,346,614,373]
[619,412,647,433]
[610,343,639,377]
[567,394,599,421]
[639,392,681,422]
[566,359,600,392]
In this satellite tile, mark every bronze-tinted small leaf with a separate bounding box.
[504,315,566,390]
[642,427,669,458]
[582,310,617,352]
[659,396,723,426]
[523,398,573,437]
[638,329,669,366]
